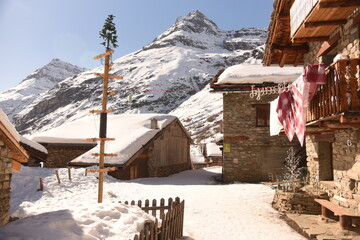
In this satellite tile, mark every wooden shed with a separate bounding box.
[32,114,192,180]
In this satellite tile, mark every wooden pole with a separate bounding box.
[55,169,60,184]
[37,177,43,191]
[98,49,110,203]
[67,167,72,181]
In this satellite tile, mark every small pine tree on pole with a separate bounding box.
[97,14,118,203]
[99,14,118,139]
[99,14,118,51]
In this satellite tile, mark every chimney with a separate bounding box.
[150,118,158,129]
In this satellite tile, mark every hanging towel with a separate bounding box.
[277,91,295,142]
[291,75,309,146]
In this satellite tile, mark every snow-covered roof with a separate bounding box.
[215,64,303,85]
[0,109,47,154]
[206,143,222,157]
[31,114,178,165]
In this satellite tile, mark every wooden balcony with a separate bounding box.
[307,58,360,126]
[290,0,359,42]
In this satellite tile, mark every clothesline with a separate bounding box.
[270,64,326,146]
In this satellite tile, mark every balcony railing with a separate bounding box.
[307,58,360,123]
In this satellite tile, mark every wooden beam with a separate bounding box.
[305,19,347,28]
[0,123,29,162]
[12,160,21,172]
[94,73,123,80]
[319,0,360,8]
[323,122,360,129]
[317,32,341,57]
[86,138,115,142]
[280,51,288,67]
[277,14,290,21]
[86,167,116,173]
[272,44,309,52]
[93,50,114,60]
[293,52,302,66]
[340,114,360,124]
[89,109,114,114]
[91,153,118,157]
[292,36,330,43]
[314,133,335,142]
[107,91,117,96]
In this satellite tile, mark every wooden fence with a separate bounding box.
[120,197,185,240]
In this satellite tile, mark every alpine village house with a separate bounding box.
[264,0,360,227]
[210,62,305,183]
[32,114,192,180]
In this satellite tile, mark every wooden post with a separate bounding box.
[55,169,60,184]
[67,167,72,181]
[37,177,43,191]
[98,49,110,204]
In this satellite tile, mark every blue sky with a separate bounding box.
[0,0,274,92]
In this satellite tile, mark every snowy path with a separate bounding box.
[0,166,306,240]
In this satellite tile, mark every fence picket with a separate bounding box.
[160,198,165,220]
[145,199,150,214]
[152,199,157,217]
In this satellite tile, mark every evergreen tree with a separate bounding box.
[99,14,118,50]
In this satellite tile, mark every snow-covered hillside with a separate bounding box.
[5,10,266,136]
[170,84,223,143]
[0,59,86,121]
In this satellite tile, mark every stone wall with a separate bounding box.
[222,92,298,183]
[272,189,325,214]
[43,145,94,168]
[0,139,13,226]
[306,130,360,214]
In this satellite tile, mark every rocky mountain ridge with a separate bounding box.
[2,11,267,142]
[0,59,86,121]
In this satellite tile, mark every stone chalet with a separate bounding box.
[210,64,305,182]
[264,0,360,218]
[32,114,192,180]
[0,110,47,226]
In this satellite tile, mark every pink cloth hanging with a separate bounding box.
[291,75,309,146]
[276,91,295,142]
[275,64,326,145]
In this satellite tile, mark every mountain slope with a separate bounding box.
[0,59,86,121]
[10,10,266,135]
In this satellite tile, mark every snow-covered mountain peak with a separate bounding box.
[143,10,224,51]
[21,58,87,84]
[174,10,220,35]
[0,59,87,121]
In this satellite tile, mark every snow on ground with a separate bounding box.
[0,166,306,240]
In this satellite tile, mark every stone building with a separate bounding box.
[0,110,47,226]
[210,64,304,182]
[264,0,360,214]
[33,114,192,180]
[31,138,97,168]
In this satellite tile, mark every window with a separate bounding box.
[253,104,270,127]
